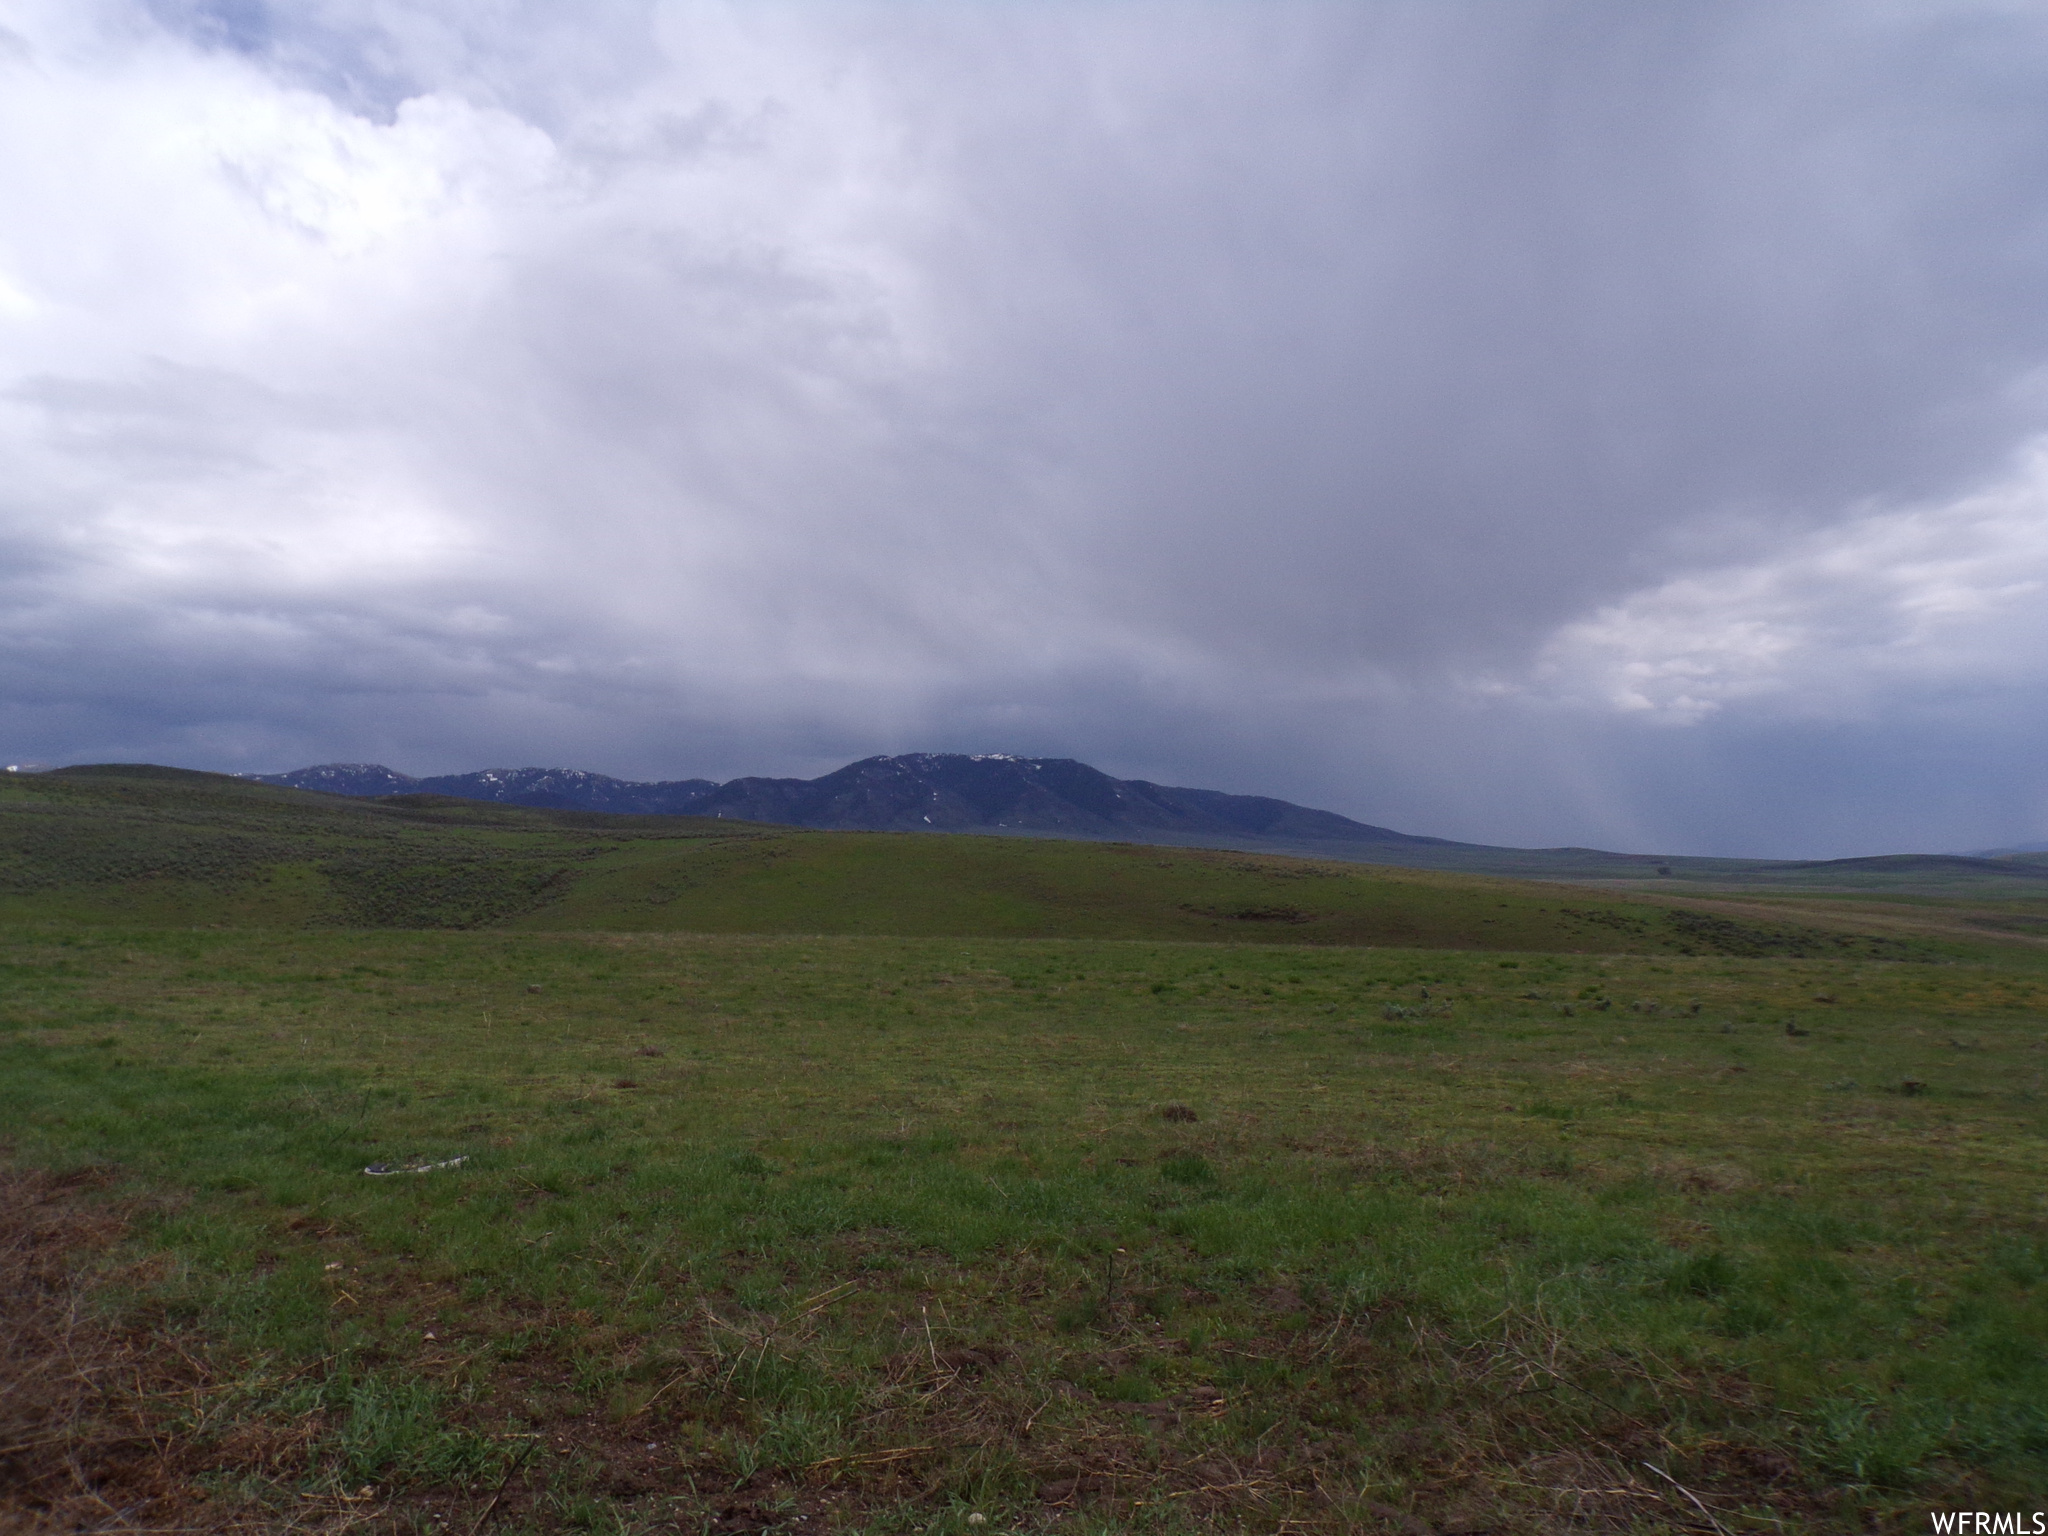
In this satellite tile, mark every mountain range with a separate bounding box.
[254,753,1462,848]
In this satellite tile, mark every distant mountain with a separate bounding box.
[252,764,717,815]
[258,763,419,798]
[255,752,1456,847]
[683,753,1462,844]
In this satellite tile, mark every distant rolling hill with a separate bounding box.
[247,752,2048,893]
[0,762,2006,957]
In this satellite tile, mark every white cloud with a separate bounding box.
[1515,442,2048,723]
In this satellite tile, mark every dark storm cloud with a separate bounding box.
[6,0,2048,855]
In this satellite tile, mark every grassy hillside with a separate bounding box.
[0,765,2031,960]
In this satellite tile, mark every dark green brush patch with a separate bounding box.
[1660,909,1930,960]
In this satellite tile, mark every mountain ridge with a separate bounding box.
[257,763,719,815]
[252,753,1455,847]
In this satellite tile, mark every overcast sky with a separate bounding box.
[6,0,2048,856]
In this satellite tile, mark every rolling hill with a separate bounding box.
[0,762,2028,958]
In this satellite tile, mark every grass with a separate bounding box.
[5,766,2047,1530]
[5,920,2048,1532]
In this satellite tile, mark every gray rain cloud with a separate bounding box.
[6,0,2048,856]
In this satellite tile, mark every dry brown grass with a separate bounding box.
[0,1169,281,1535]
[0,1166,181,1532]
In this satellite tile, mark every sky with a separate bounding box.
[5,0,2048,857]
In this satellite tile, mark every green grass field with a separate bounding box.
[4,769,2048,1533]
